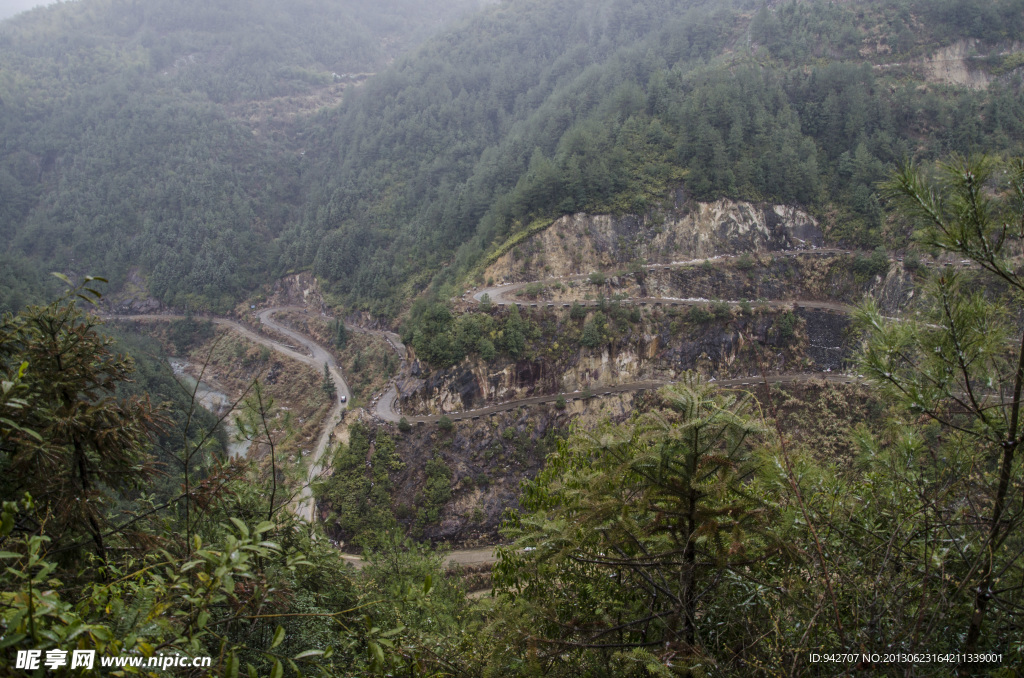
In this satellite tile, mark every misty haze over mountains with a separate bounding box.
[0,0,57,21]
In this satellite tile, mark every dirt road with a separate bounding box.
[108,309,351,522]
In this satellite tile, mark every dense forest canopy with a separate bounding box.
[0,0,482,311]
[297,0,1024,316]
[2,0,1024,317]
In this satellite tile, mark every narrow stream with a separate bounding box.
[168,358,251,459]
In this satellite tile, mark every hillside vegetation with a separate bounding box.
[3,0,1024,675]
[7,156,1024,673]
[0,0,480,311]
[292,0,1024,315]
[3,0,1024,315]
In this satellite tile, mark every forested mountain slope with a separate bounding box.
[2,0,1024,317]
[297,0,1024,316]
[0,0,481,310]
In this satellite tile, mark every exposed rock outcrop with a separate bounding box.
[483,199,823,283]
[916,39,1024,91]
[397,307,850,416]
[924,39,991,90]
[268,272,324,309]
[105,268,164,314]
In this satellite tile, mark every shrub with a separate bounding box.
[523,282,545,299]
[581,316,605,348]
[903,252,922,272]
[853,246,889,280]
[478,337,496,361]
[569,302,587,320]
[710,301,731,319]
[437,415,454,431]
[554,395,567,410]
[167,316,215,353]
[588,271,606,286]
[398,417,411,432]
[776,311,798,340]
[416,457,452,524]
[687,306,712,324]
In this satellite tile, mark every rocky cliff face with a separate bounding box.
[347,394,639,545]
[405,251,917,415]
[908,39,1024,91]
[387,407,565,544]
[870,261,916,315]
[266,272,325,309]
[924,39,992,90]
[354,380,881,547]
[397,305,848,415]
[484,198,823,283]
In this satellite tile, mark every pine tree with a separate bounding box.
[494,374,770,662]
[333,319,348,348]
[860,155,1024,651]
[322,362,336,399]
[0,278,158,559]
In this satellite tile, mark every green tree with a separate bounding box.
[322,362,337,399]
[477,336,496,362]
[333,319,348,349]
[579,310,608,348]
[0,279,159,559]
[314,423,397,546]
[0,496,327,677]
[493,374,771,672]
[500,305,528,359]
[416,457,452,527]
[234,382,290,525]
[858,155,1024,651]
[359,532,472,676]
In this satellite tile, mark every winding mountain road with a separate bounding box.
[375,248,866,424]
[255,308,349,522]
[471,248,853,308]
[108,309,351,522]
[111,249,882,567]
[373,373,861,423]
